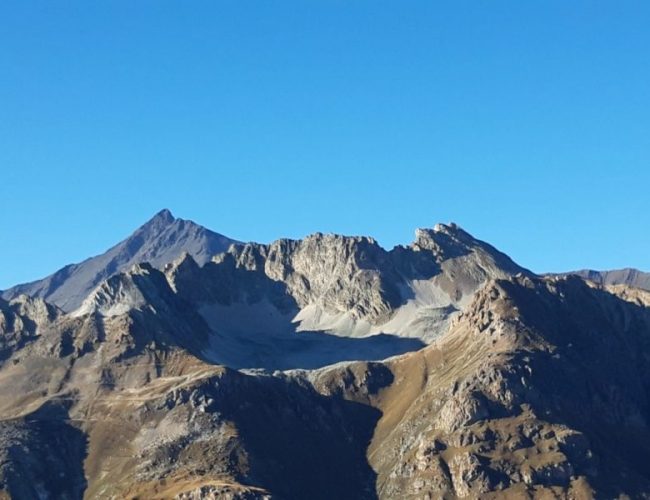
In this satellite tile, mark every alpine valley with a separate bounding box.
[1,210,650,499]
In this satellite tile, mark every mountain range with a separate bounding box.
[1,210,649,499]
[552,268,650,292]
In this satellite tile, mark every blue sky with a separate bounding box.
[1,1,649,288]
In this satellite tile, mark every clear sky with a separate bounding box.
[1,1,649,289]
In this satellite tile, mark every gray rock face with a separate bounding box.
[2,209,239,312]
[206,233,403,323]
[0,295,61,361]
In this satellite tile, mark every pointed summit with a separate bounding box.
[137,209,176,235]
[134,209,177,241]
[151,208,175,223]
[413,222,531,276]
[2,210,241,311]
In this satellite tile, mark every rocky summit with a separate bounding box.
[1,211,650,499]
[1,210,239,312]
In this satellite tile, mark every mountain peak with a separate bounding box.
[154,208,174,221]
[2,209,239,311]
[412,223,530,278]
[142,208,176,230]
[132,208,176,236]
[133,209,178,239]
[413,223,473,252]
[433,222,461,234]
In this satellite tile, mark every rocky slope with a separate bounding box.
[368,275,650,498]
[1,219,649,499]
[1,209,239,312]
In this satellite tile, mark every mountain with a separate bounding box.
[1,219,650,498]
[159,222,529,368]
[1,209,239,312]
[366,275,650,498]
[58,221,527,370]
[555,268,650,291]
